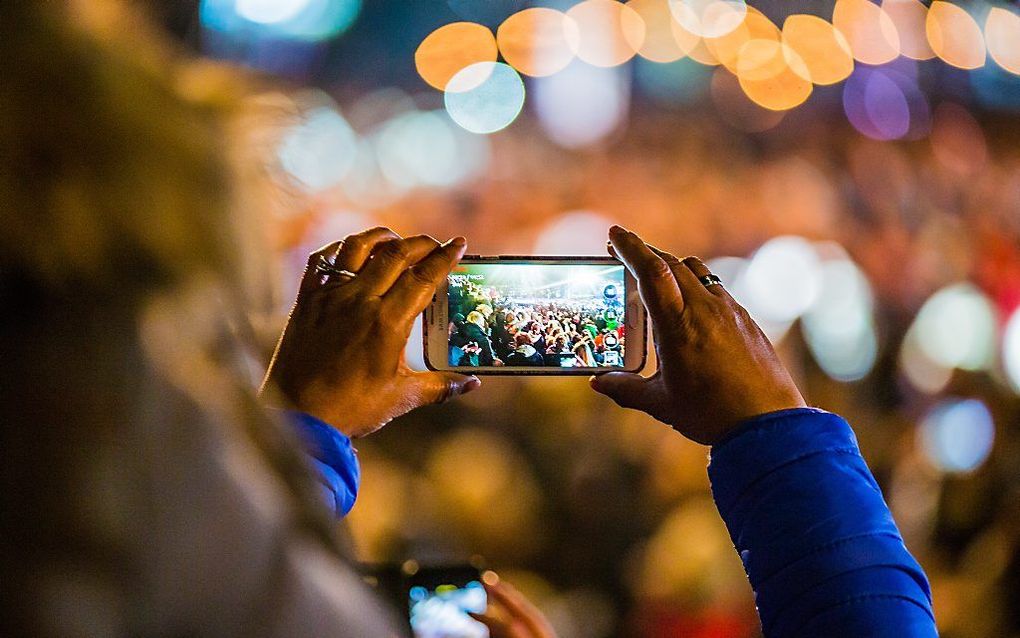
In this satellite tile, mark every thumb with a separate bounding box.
[590,372,656,412]
[412,371,481,405]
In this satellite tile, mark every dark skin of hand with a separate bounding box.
[591,225,806,445]
[261,227,480,438]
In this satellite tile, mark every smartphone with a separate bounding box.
[424,256,647,375]
[407,565,487,638]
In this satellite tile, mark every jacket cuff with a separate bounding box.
[279,410,360,517]
[708,408,858,514]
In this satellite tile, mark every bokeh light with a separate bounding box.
[802,250,878,382]
[668,0,748,39]
[533,211,616,254]
[843,67,915,141]
[782,14,854,86]
[415,22,498,91]
[444,62,526,134]
[742,236,822,324]
[919,398,995,474]
[628,0,697,63]
[985,7,1020,76]
[375,109,489,189]
[882,0,935,60]
[832,0,901,66]
[496,8,580,77]
[907,283,997,373]
[1005,308,1020,393]
[277,106,357,191]
[534,60,629,148]
[236,0,309,24]
[201,0,361,42]
[566,0,646,68]
[736,41,814,111]
[926,1,986,70]
[705,5,779,74]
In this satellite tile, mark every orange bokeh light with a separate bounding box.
[984,7,1020,75]
[705,5,779,73]
[566,0,646,68]
[926,1,986,70]
[627,0,697,63]
[737,41,813,111]
[833,0,900,65]
[782,14,854,86]
[497,8,580,77]
[882,0,935,60]
[415,22,498,90]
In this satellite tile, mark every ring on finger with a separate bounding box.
[699,273,723,288]
[315,255,358,283]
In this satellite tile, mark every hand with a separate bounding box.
[261,227,480,438]
[470,573,557,638]
[590,226,806,445]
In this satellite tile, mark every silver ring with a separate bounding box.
[699,274,723,287]
[315,255,357,282]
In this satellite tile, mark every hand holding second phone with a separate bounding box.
[261,227,480,438]
[591,226,806,445]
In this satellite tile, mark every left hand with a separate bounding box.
[470,573,557,638]
[261,227,480,438]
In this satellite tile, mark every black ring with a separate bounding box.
[699,274,723,287]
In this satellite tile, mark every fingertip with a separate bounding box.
[464,376,481,393]
[482,570,500,587]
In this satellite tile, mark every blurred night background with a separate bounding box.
[135,0,1020,636]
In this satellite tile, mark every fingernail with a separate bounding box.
[450,236,467,248]
[609,225,624,236]
[482,570,500,586]
[464,376,481,392]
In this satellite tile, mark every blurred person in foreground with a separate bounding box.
[0,3,936,638]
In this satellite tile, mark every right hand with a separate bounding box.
[590,226,806,445]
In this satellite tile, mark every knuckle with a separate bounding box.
[682,255,704,270]
[382,240,410,261]
[408,265,435,286]
[643,257,673,280]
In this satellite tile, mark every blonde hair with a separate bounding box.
[466,310,487,329]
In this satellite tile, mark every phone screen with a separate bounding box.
[408,577,487,638]
[447,263,627,369]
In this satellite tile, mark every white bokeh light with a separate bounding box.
[668,0,747,38]
[533,211,615,255]
[910,283,997,371]
[533,60,629,148]
[919,398,995,474]
[802,254,878,381]
[741,236,823,324]
[235,0,310,24]
[374,110,489,189]
[445,62,526,135]
[278,106,358,192]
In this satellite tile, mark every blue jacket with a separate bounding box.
[284,408,937,637]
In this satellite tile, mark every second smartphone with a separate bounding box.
[423,256,647,375]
